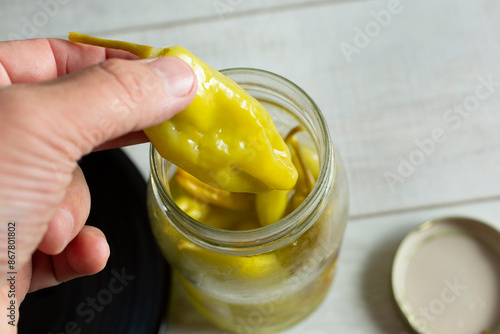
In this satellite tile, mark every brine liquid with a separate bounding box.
[176,257,338,334]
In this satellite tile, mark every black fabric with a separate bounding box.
[19,149,170,334]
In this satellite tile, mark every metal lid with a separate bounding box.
[392,216,500,334]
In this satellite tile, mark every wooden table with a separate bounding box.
[2,0,500,333]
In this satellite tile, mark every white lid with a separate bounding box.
[392,216,500,334]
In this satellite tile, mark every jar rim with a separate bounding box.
[150,67,335,255]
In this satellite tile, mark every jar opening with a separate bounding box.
[150,68,335,255]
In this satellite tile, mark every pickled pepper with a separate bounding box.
[68,33,297,193]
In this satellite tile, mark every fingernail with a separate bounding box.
[147,56,196,97]
[137,57,159,64]
[59,207,74,245]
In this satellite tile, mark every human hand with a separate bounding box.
[0,38,197,332]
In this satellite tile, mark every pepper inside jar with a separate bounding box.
[170,125,319,231]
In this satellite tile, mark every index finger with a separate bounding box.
[0,38,139,85]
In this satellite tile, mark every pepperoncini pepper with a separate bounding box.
[174,168,254,211]
[68,32,297,193]
[169,125,319,228]
[256,126,319,225]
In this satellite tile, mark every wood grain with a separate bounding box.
[1,0,330,41]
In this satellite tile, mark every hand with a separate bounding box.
[0,38,197,332]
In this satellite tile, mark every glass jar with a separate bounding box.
[147,68,349,334]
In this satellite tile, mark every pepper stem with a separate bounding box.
[68,32,162,59]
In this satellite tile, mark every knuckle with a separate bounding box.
[98,59,157,114]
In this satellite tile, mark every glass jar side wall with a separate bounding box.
[147,152,348,334]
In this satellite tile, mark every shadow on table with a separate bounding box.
[360,230,415,334]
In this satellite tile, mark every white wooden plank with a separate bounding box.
[118,0,500,216]
[0,0,324,41]
[165,198,500,334]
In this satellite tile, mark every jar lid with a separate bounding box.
[392,216,500,334]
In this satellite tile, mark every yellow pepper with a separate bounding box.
[256,126,317,225]
[174,168,254,211]
[255,189,290,226]
[68,32,297,193]
[177,239,282,279]
[170,125,319,227]
[170,168,259,230]
[301,145,320,180]
[168,176,209,222]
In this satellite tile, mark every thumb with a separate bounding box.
[5,56,196,163]
[44,56,197,159]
